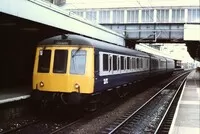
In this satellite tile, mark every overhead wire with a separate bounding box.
[136,0,169,42]
[147,0,173,40]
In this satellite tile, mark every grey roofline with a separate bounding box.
[39,34,174,60]
[39,34,150,57]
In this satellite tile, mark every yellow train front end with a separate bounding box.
[32,45,94,104]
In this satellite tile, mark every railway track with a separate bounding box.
[0,70,188,134]
[154,79,186,134]
[0,114,82,134]
[0,119,40,134]
[0,103,84,134]
[101,72,189,134]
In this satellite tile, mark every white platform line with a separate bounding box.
[180,100,200,105]
[171,126,200,134]
[0,95,30,104]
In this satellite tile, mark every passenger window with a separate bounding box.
[53,50,68,73]
[103,54,109,71]
[118,57,120,70]
[137,58,139,69]
[125,57,127,70]
[109,55,112,72]
[70,50,86,75]
[113,55,117,71]
[132,58,135,69]
[127,57,130,69]
[121,56,124,70]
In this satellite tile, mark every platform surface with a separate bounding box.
[0,87,31,104]
[169,70,200,134]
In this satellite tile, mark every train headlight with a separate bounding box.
[40,81,44,87]
[74,83,80,90]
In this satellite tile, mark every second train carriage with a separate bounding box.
[32,34,175,104]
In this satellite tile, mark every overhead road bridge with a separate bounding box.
[0,0,124,91]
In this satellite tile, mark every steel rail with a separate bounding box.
[0,120,40,134]
[154,76,187,133]
[50,118,82,134]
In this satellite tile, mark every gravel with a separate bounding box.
[57,86,162,134]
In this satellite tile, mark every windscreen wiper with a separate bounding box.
[72,46,82,58]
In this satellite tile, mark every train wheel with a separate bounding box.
[84,102,98,112]
[116,88,127,98]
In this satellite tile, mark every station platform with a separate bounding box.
[169,70,200,134]
[0,87,31,104]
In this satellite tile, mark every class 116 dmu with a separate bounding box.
[31,34,175,104]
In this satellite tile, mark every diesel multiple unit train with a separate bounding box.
[31,34,175,104]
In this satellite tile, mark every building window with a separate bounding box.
[172,9,185,23]
[188,8,200,22]
[86,10,97,22]
[127,10,139,23]
[72,10,84,17]
[142,9,154,22]
[113,10,124,23]
[157,9,169,22]
[99,10,110,23]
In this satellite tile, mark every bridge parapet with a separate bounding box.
[102,23,185,43]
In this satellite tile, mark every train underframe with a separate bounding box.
[31,89,89,105]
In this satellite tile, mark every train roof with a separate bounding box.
[147,53,167,61]
[39,34,150,57]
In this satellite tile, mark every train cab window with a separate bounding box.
[53,50,68,73]
[70,50,86,75]
[38,50,51,73]
[113,55,117,71]
[120,56,124,70]
[103,54,109,71]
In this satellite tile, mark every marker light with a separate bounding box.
[74,83,80,90]
[40,81,44,87]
